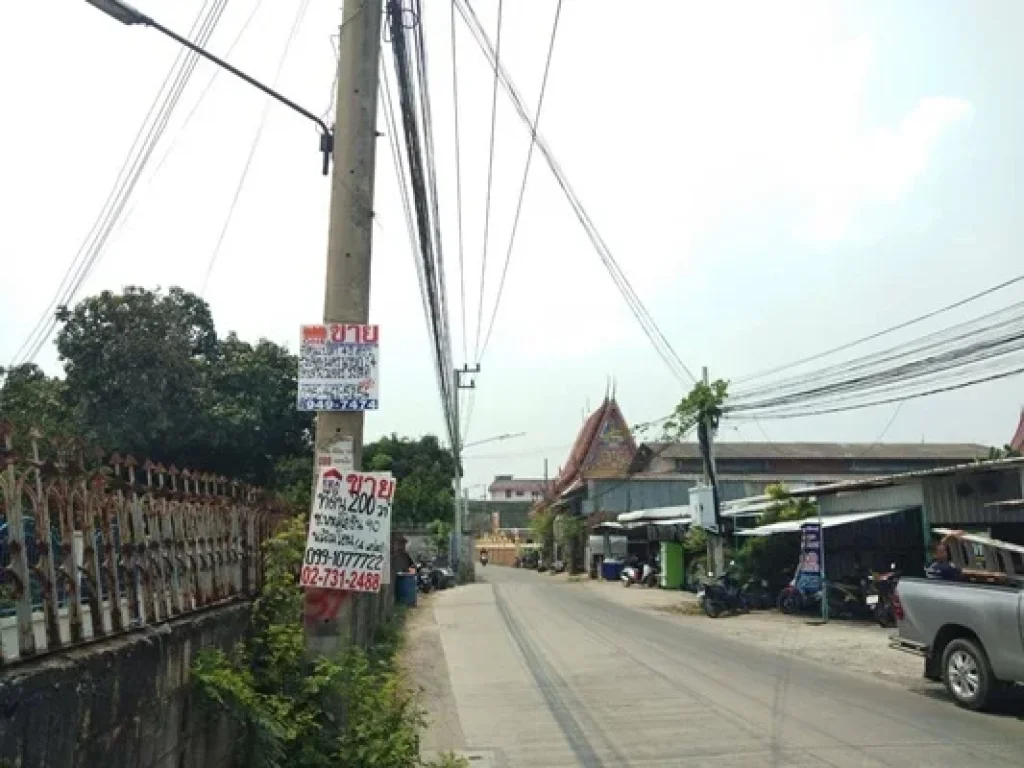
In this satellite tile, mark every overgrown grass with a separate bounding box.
[192,516,467,768]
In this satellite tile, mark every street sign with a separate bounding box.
[297,323,379,411]
[317,436,354,472]
[300,469,395,593]
[796,521,822,592]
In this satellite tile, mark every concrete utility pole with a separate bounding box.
[701,366,726,576]
[305,0,384,659]
[453,366,480,578]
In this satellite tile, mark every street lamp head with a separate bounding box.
[86,0,148,26]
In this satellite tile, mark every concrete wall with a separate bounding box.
[0,602,250,768]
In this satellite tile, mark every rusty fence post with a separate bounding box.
[29,430,62,652]
[2,427,37,659]
[0,426,282,664]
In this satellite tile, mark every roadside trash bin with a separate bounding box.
[601,559,623,582]
[396,572,418,607]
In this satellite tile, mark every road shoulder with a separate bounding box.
[573,575,926,687]
[399,593,467,759]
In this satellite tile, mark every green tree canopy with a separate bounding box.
[363,434,456,524]
[55,285,218,465]
[2,286,311,488]
[0,363,73,445]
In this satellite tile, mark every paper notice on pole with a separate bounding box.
[317,437,354,472]
[297,324,380,411]
[301,469,395,593]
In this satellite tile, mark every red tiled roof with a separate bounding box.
[1011,409,1024,452]
[550,398,611,498]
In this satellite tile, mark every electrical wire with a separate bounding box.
[385,0,459,456]
[734,273,1024,386]
[471,0,504,362]
[730,364,1024,420]
[478,0,564,362]
[102,0,267,256]
[728,300,1024,411]
[449,0,468,364]
[10,0,231,367]
[200,0,312,296]
[455,0,696,386]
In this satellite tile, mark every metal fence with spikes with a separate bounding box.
[0,424,280,666]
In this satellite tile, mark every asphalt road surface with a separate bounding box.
[425,565,1024,767]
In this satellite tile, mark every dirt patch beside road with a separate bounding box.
[398,593,466,759]
[582,577,924,686]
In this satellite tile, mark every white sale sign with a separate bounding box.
[300,469,395,593]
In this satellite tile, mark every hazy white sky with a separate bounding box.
[2,1,1022,495]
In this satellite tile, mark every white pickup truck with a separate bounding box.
[892,577,1024,709]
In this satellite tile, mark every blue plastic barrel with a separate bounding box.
[395,572,418,607]
[601,560,623,581]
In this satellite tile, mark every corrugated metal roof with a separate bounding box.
[641,441,990,461]
[986,498,1024,508]
[627,472,864,484]
[736,508,906,536]
[784,456,1024,499]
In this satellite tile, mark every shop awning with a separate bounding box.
[735,508,906,537]
[617,505,691,523]
[652,517,692,526]
[721,500,784,519]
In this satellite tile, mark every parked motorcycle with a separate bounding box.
[778,581,869,618]
[699,573,748,618]
[739,579,773,611]
[552,559,567,574]
[415,562,434,594]
[480,551,489,567]
[868,566,900,627]
[621,562,659,588]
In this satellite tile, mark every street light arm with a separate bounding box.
[86,0,334,174]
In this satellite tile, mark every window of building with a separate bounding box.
[505,490,512,499]
[516,490,524,497]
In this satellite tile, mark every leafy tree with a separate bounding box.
[199,332,312,485]
[426,519,452,556]
[529,508,556,560]
[49,286,311,486]
[0,363,74,445]
[363,435,455,524]
[733,484,815,590]
[55,286,218,465]
[662,378,729,438]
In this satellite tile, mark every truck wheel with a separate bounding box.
[942,638,993,710]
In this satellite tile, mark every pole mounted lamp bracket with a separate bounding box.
[455,364,481,390]
[86,0,334,175]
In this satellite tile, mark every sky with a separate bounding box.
[2,0,1023,497]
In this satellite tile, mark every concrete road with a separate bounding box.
[422,565,1024,767]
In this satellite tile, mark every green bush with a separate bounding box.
[193,516,450,768]
[733,484,813,590]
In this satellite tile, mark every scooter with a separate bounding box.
[867,566,899,627]
[621,562,659,588]
[480,552,489,567]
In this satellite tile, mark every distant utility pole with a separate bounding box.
[701,366,726,576]
[453,364,480,575]
[306,0,384,659]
